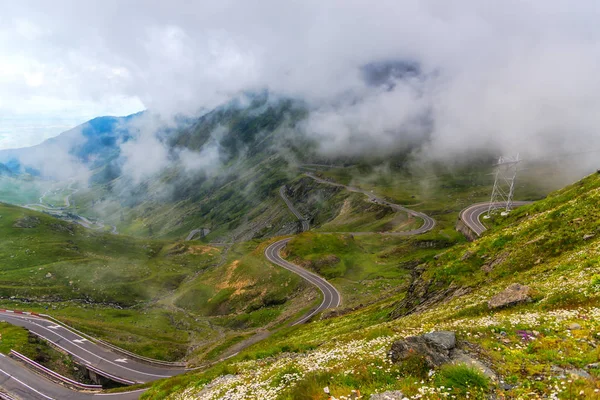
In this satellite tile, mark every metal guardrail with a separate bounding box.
[25,330,138,386]
[10,350,103,391]
[0,392,17,400]
[39,314,187,368]
[83,363,137,386]
[0,309,186,368]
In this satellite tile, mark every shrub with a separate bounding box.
[434,364,489,397]
[591,275,600,292]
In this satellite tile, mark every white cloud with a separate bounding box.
[1,0,600,161]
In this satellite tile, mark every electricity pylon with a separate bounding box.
[487,154,521,217]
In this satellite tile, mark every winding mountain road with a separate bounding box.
[265,239,341,325]
[24,184,117,234]
[0,353,145,400]
[305,173,436,235]
[1,174,441,399]
[278,186,310,232]
[459,201,532,236]
[0,313,183,384]
[266,177,437,327]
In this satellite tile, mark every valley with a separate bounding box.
[0,155,587,399]
[1,16,599,397]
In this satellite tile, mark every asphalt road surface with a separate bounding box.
[279,186,310,232]
[264,238,341,325]
[270,176,437,325]
[459,201,532,236]
[304,173,436,235]
[0,311,188,399]
[0,313,183,384]
[0,175,445,399]
[0,353,144,400]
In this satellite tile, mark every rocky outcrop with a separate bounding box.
[389,331,499,383]
[370,391,405,400]
[13,216,41,228]
[456,218,478,241]
[488,283,532,309]
[388,331,456,367]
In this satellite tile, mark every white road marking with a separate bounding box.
[114,358,128,363]
[73,339,88,344]
[47,325,61,330]
[1,314,171,378]
[0,367,55,400]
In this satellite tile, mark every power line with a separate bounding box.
[487,154,521,216]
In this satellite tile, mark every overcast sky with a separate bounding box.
[2,0,600,157]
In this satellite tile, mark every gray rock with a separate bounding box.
[388,331,456,367]
[13,216,41,228]
[481,264,493,273]
[488,283,532,309]
[568,323,582,330]
[451,350,498,382]
[587,362,600,369]
[583,233,595,240]
[370,391,405,400]
[500,381,517,390]
[567,369,592,380]
[423,331,456,350]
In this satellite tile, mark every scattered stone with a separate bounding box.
[370,391,405,400]
[388,331,456,367]
[349,390,361,400]
[583,233,595,240]
[50,223,75,234]
[500,381,516,391]
[551,365,566,378]
[452,350,498,382]
[568,323,582,330]
[567,369,592,380]
[488,283,532,309]
[534,258,543,265]
[587,363,600,369]
[488,252,509,270]
[481,264,492,273]
[461,251,474,261]
[45,272,52,278]
[13,216,41,228]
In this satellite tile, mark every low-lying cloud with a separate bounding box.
[3,0,600,166]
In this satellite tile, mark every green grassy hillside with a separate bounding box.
[0,204,314,361]
[145,172,600,399]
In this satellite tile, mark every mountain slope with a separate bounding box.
[0,113,145,178]
[145,172,600,399]
[0,203,314,361]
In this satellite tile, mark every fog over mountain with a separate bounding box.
[2,1,600,174]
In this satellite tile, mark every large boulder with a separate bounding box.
[370,391,405,400]
[388,331,456,367]
[423,331,456,350]
[488,283,532,309]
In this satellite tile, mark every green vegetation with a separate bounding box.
[0,203,310,361]
[284,232,457,307]
[2,99,599,399]
[144,172,600,399]
[0,175,46,205]
[0,322,93,383]
[434,365,490,398]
